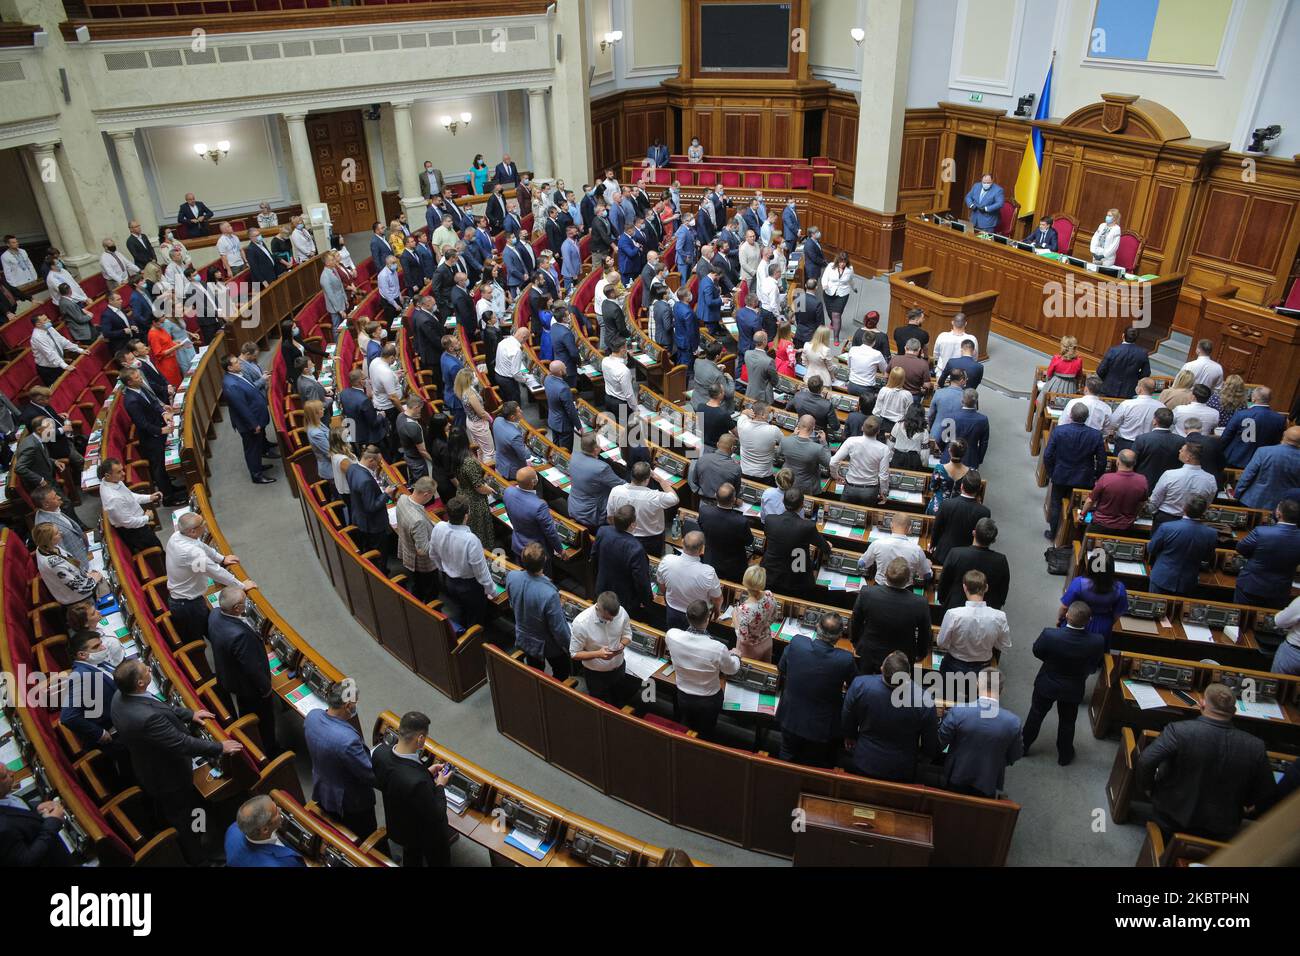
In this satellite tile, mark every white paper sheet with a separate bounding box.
[1182,623,1214,643]
[1236,699,1285,721]
[1115,560,1145,575]
[1123,680,1171,710]
[622,649,663,681]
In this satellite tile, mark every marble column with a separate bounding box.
[284,112,321,208]
[852,0,914,212]
[549,0,593,188]
[28,140,90,265]
[389,99,424,219]
[527,87,553,181]
[107,130,158,237]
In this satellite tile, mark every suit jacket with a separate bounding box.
[802,237,826,281]
[761,510,829,594]
[589,214,613,258]
[696,503,753,583]
[963,183,1005,232]
[110,692,223,795]
[1236,444,1300,511]
[59,660,118,748]
[550,323,579,382]
[303,709,375,815]
[410,308,442,370]
[794,292,824,342]
[1184,432,1226,490]
[932,495,991,564]
[734,307,761,361]
[567,449,621,528]
[1222,405,1287,469]
[177,200,214,233]
[1134,428,1185,492]
[345,462,390,534]
[493,161,519,186]
[592,525,653,619]
[128,291,155,332]
[776,637,858,742]
[208,609,272,700]
[841,674,938,782]
[371,742,451,865]
[0,803,73,866]
[486,193,509,232]
[744,348,777,404]
[122,387,167,446]
[126,233,156,269]
[1026,224,1058,252]
[544,375,581,437]
[1136,715,1275,841]
[938,698,1022,796]
[1031,625,1105,703]
[1096,342,1150,398]
[399,249,423,296]
[418,168,444,199]
[673,302,700,357]
[782,205,801,243]
[223,825,306,867]
[450,287,476,331]
[492,418,529,481]
[339,387,386,446]
[849,584,932,668]
[1044,420,1107,488]
[247,241,283,284]
[940,407,990,468]
[13,432,56,490]
[223,371,269,434]
[697,275,722,329]
[502,485,563,555]
[1147,518,1218,594]
[369,234,393,272]
[1235,522,1300,602]
[937,354,984,390]
[600,300,630,345]
[937,546,1010,611]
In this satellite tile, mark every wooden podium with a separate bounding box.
[1196,284,1300,413]
[793,794,934,866]
[888,267,996,361]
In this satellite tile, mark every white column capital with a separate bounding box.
[283,112,309,123]
[389,100,415,112]
[107,129,136,142]
[527,87,551,97]
[29,140,59,156]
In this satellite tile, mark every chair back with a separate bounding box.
[1116,230,1144,272]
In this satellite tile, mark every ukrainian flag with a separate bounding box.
[1015,59,1052,218]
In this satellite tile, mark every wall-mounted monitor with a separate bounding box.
[699,3,792,72]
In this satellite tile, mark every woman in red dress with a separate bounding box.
[148,321,183,387]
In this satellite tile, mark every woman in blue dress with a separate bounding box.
[161,310,197,374]
[471,154,490,194]
[1059,551,1129,650]
[925,438,969,516]
[537,295,555,361]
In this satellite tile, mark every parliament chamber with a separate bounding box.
[0,0,1298,915]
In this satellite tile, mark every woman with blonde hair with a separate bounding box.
[761,467,795,521]
[303,399,331,481]
[734,565,780,662]
[328,425,356,515]
[1037,333,1085,412]
[34,522,101,613]
[454,366,494,465]
[1090,207,1122,267]
[1160,369,1195,410]
[801,325,834,386]
[1211,374,1248,427]
[875,366,913,425]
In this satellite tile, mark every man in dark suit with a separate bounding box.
[1147,495,1218,596]
[1136,682,1277,840]
[850,557,932,674]
[176,193,214,236]
[303,679,378,840]
[125,221,155,270]
[399,243,423,297]
[550,310,580,387]
[99,291,139,353]
[592,505,654,622]
[246,227,284,284]
[121,367,186,504]
[346,446,396,564]
[1021,601,1106,765]
[449,273,476,335]
[0,765,72,866]
[937,517,1010,611]
[802,227,827,283]
[208,585,279,756]
[128,277,155,333]
[339,369,387,454]
[793,280,824,348]
[931,472,991,564]
[371,710,453,867]
[937,340,983,390]
[696,484,753,584]
[1026,215,1059,252]
[111,659,239,864]
[1043,402,1107,539]
[493,154,519,189]
[1096,327,1150,398]
[485,184,509,233]
[589,202,613,265]
[1134,406,1183,491]
[368,221,393,272]
[543,362,580,452]
[841,651,939,782]
[60,629,130,780]
[409,294,443,380]
[13,419,61,499]
[224,795,306,867]
[222,355,276,485]
[776,612,858,768]
[762,488,830,594]
[1221,386,1286,469]
[937,675,1022,798]
[939,390,990,468]
[1233,499,1300,607]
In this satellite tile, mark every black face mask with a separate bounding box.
[107,245,117,252]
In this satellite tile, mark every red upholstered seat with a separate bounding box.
[652,169,671,185]
[767,171,789,189]
[997,198,1020,237]
[720,170,741,188]
[790,168,813,189]
[1050,214,1076,256]
[1115,231,1144,272]
[743,172,764,189]
[1283,277,1300,310]
[696,170,717,187]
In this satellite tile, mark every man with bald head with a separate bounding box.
[1085,448,1148,534]
[688,432,742,503]
[502,465,565,563]
[177,192,214,236]
[744,330,778,403]
[779,414,831,493]
[544,359,581,451]
[1222,386,1286,469]
[1234,426,1300,511]
[656,529,724,631]
[225,794,305,867]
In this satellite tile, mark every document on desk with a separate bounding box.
[887,489,924,505]
[1223,625,1240,643]
[1118,615,1159,635]
[286,684,328,716]
[1236,699,1285,721]
[1123,680,1170,710]
[652,466,677,484]
[723,684,759,712]
[1182,623,1214,643]
[1114,560,1145,576]
[622,649,664,682]
[504,829,552,860]
[1,735,22,772]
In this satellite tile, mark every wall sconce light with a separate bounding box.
[193,140,230,164]
[849,27,865,45]
[440,112,472,135]
[600,30,622,53]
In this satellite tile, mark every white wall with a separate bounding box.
[1248,0,1300,156]
[810,0,861,83]
[0,147,45,242]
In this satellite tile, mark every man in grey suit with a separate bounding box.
[418,161,444,200]
[743,331,777,403]
[321,254,349,330]
[111,659,242,864]
[691,342,733,412]
[937,672,1022,798]
[567,433,624,531]
[1137,683,1276,841]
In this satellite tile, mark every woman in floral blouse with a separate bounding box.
[734,565,780,662]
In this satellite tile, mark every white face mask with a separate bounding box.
[86,647,112,666]
[40,428,56,443]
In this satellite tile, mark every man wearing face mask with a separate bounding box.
[99,237,140,286]
[963,173,1005,233]
[60,628,133,782]
[19,384,86,475]
[45,254,88,306]
[30,313,86,386]
[378,254,404,323]
[245,226,284,285]
[209,585,280,756]
[120,366,188,505]
[303,678,378,840]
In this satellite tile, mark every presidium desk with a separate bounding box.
[900,214,1184,361]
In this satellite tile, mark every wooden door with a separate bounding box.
[305,110,375,235]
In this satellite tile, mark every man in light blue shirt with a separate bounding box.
[928,367,967,442]
[506,542,572,678]
[560,226,582,292]
[377,254,403,322]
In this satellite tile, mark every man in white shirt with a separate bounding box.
[163,246,191,301]
[830,416,891,505]
[569,591,634,704]
[368,342,402,445]
[606,460,679,557]
[2,235,37,287]
[30,312,86,386]
[494,326,528,406]
[736,404,783,481]
[1107,377,1163,452]
[99,238,139,286]
[1171,384,1218,437]
[1062,376,1112,432]
[215,222,246,273]
[931,314,978,381]
[165,512,255,644]
[45,258,87,306]
[428,496,497,633]
[601,338,636,418]
[846,339,888,395]
[935,570,1011,679]
[756,261,782,316]
[289,217,317,263]
[656,531,724,631]
[1179,339,1224,389]
[1148,441,1217,530]
[663,599,740,738]
[98,457,163,554]
[857,513,932,585]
